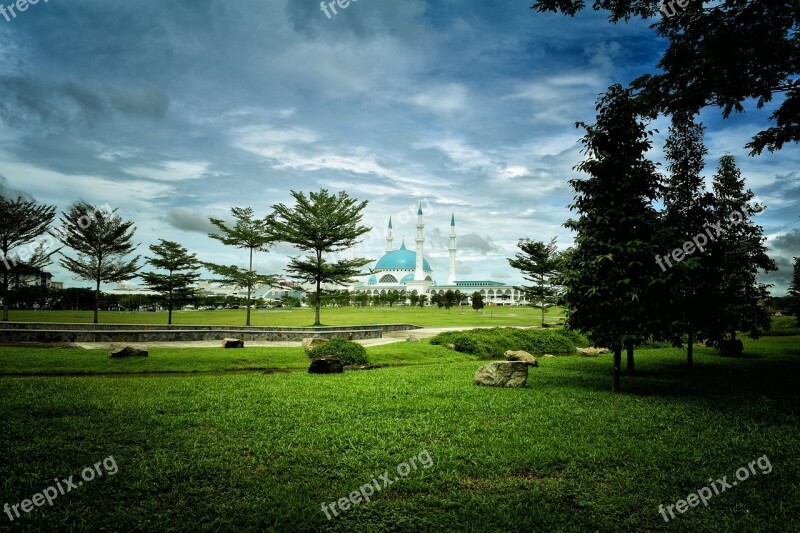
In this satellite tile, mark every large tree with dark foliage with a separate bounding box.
[0,195,57,321]
[140,240,202,325]
[56,202,140,324]
[561,85,664,391]
[789,258,800,326]
[662,112,715,367]
[270,190,371,326]
[704,155,777,349]
[531,0,799,155]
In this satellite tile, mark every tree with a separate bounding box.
[788,258,800,326]
[508,237,562,327]
[471,291,485,312]
[417,294,427,308]
[531,0,800,155]
[662,112,714,367]
[270,190,372,326]
[704,155,777,345]
[431,292,444,309]
[0,195,58,321]
[386,290,400,307]
[140,240,201,325]
[408,290,419,307]
[56,202,140,324]
[561,85,664,391]
[207,207,275,326]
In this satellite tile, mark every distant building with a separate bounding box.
[350,206,525,305]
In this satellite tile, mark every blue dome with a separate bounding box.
[375,243,432,271]
[367,275,377,285]
[400,274,414,284]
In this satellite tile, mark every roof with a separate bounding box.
[374,242,432,272]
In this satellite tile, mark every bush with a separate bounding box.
[430,327,582,358]
[309,338,369,365]
[718,339,744,357]
[453,336,479,354]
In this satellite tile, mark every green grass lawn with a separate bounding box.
[0,305,563,328]
[0,336,798,531]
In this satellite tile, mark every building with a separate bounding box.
[351,205,525,305]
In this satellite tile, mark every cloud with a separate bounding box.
[409,83,468,116]
[164,207,217,234]
[0,175,34,201]
[124,161,210,182]
[459,233,500,254]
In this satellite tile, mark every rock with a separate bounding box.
[474,361,528,388]
[543,354,555,358]
[109,345,148,358]
[344,364,382,371]
[504,350,538,367]
[577,347,609,357]
[406,335,420,343]
[223,338,244,349]
[309,356,344,374]
[446,343,456,350]
[302,337,329,354]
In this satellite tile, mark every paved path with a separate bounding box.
[74,324,540,350]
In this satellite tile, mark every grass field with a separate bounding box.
[0,306,563,328]
[0,335,798,531]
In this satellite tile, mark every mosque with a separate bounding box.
[350,205,526,306]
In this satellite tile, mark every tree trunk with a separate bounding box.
[168,291,173,325]
[2,269,8,322]
[315,279,321,326]
[94,278,100,324]
[612,347,622,393]
[687,330,694,368]
[246,247,253,326]
[626,342,634,374]
[730,329,737,342]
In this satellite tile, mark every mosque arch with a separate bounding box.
[379,274,398,283]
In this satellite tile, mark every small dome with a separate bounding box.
[375,243,432,272]
[400,274,414,284]
[368,275,377,285]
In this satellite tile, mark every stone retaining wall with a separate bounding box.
[0,323,420,343]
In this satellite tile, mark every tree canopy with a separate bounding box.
[531,0,800,154]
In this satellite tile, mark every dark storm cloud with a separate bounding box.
[0,76,169,127]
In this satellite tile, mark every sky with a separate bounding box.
[0,0,797,293]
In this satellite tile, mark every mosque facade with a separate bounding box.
[350,205,527,306]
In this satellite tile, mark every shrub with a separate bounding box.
[453,336,479,354]
[430,327,581,358]
[309,337,369,365]
[718,339,744,357]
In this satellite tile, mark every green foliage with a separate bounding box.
[718,339,745,357]
[140,239,201,324]
[55,202,140,324]
[789,258,800,327]
[309,337,369,365]
[270,189,372,326]
[763,315,800,337]
[532,0,800,155]
[561,85,664,390]
[508,237,563,326]
[0,194,58,321]
[430,327,586,358]
[471,291,484,312]
[206,207,277,326]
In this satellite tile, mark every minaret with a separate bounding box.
[385,216,394,253]
[448,213,457,285]
[414,202,425,281]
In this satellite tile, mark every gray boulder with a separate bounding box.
[474,361,528,388]
[504,350,538,367]
[109,345,148,358]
